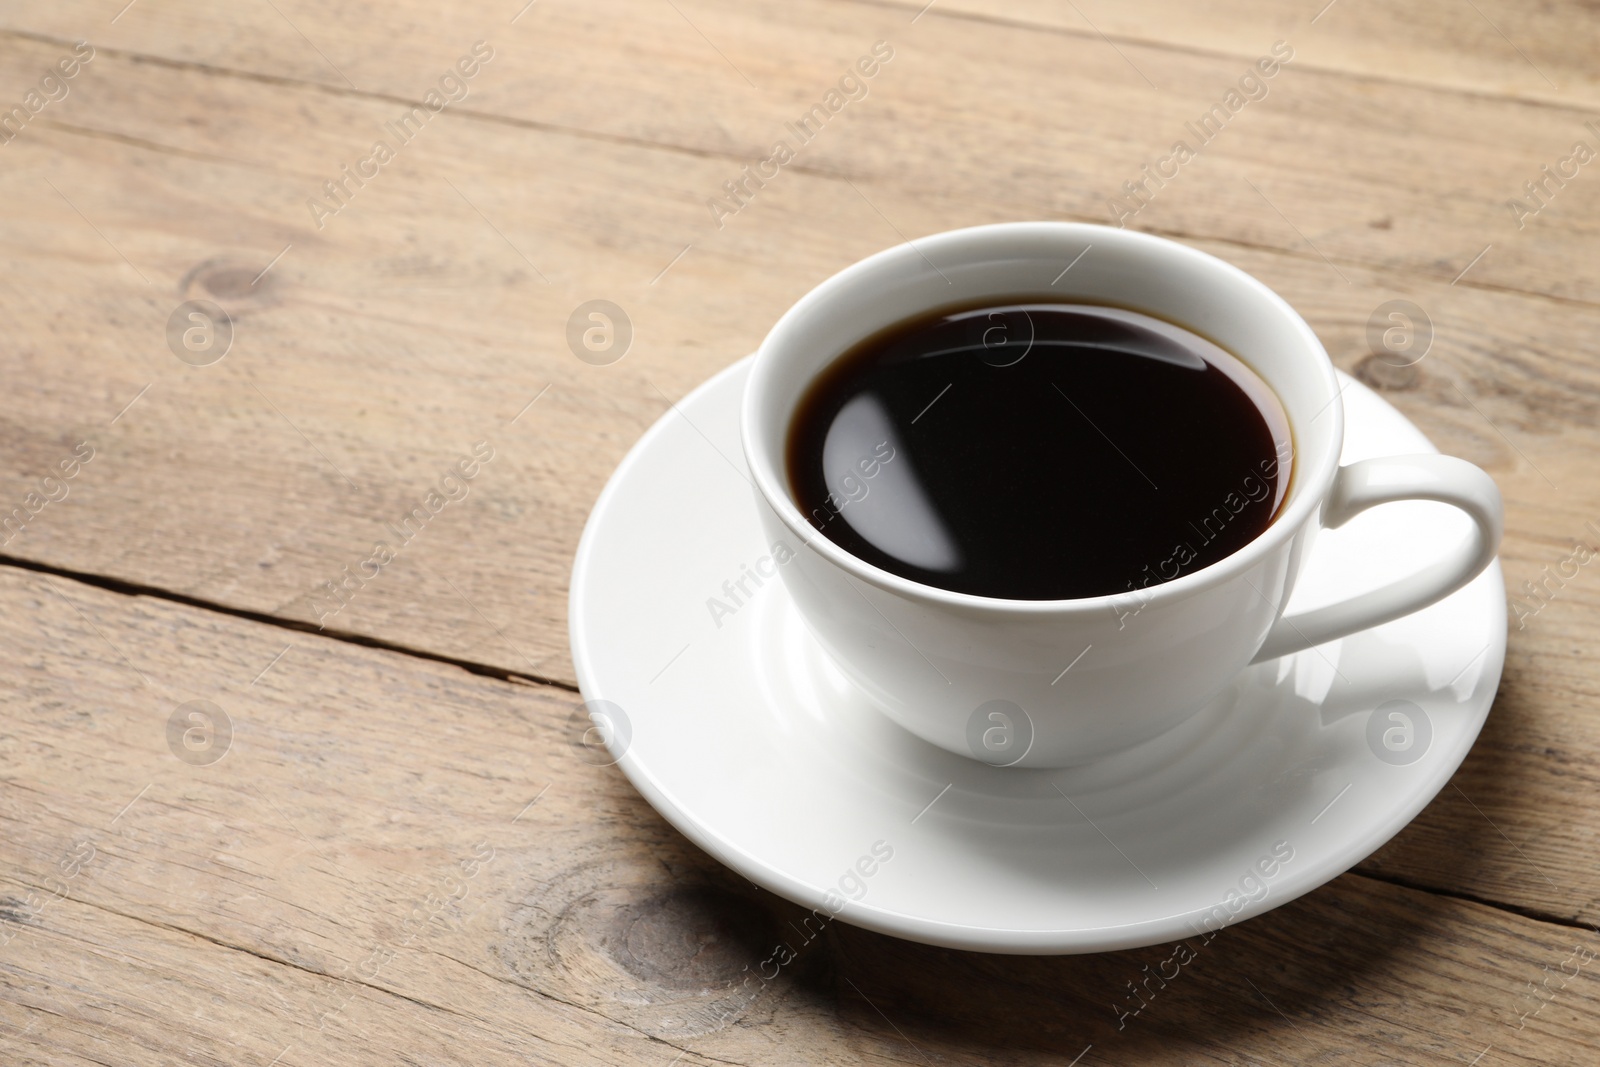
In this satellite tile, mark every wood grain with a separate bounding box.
[3,570,1599,1067]
[0,24,1595,927]
[8,0,1600,119]
[909,0,1600,108]
[5,0,1600,307]
[0,1,1597,1062]
[0,30,1595,675]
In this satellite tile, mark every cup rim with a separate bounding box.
[740,222,1343,616]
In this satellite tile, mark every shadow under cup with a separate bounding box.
[742,223,1345,768]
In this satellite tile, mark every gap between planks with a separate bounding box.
[0,552,579,694]
[5,555,1592,939]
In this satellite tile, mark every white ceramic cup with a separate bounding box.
[741,222,1502,768]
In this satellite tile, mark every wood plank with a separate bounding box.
[0,32,1595,924]
[0,32,1594,671]
[914,0,1600,108]
[8,0,1599,112]
[4,3,1599,1063]
[5,0,1600,305]
[3,567,1600,1066]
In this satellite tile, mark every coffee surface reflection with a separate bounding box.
[786,302,1292,600]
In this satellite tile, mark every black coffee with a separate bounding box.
[786,302,1292,600]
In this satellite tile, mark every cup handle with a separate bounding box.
[1250,454,1504,663]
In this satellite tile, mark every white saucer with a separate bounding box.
[569,358,1505,955]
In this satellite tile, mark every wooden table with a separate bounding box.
[2,2,1597,1064]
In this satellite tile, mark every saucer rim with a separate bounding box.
[569,357,1504,954]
